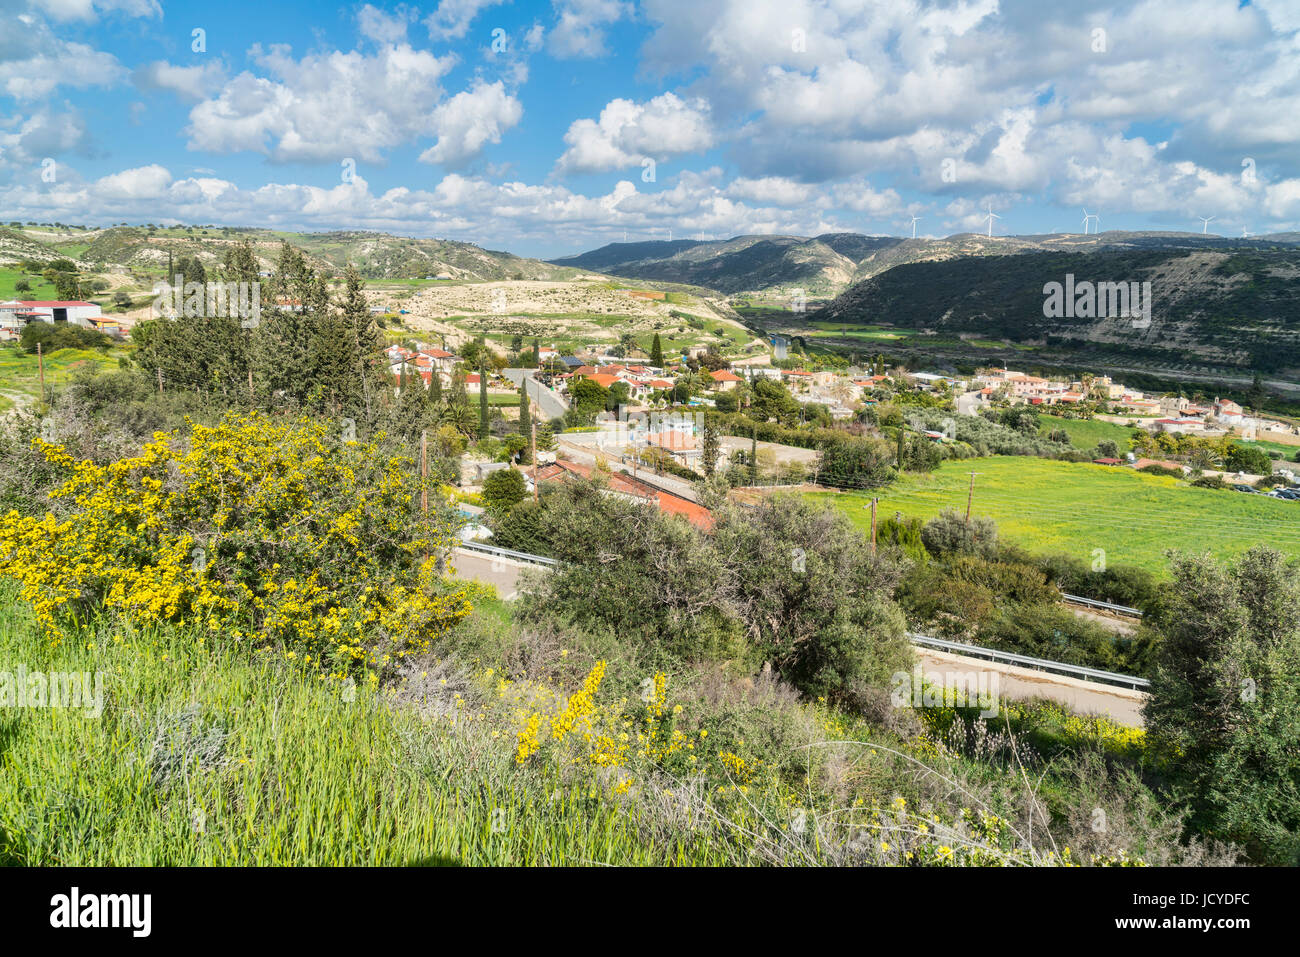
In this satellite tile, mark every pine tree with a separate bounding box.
[749,428,758,484]
[650,332,664,367]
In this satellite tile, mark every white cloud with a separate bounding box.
[0,40,125,99]
[94,163,172,199]
[548,0,632,58]
[725,177,816,207]
[133,61,229,102]
[418,80,523,167]
[28,0,159,21]
[185,43,459,162]
[358,4,415,45]
[557,92,714,173]
[424,0,507,41]
[0,107,93,166]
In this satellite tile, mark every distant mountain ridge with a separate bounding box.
[6,226,582,283]
[551,231,1300,298]
[813,246,1300,376]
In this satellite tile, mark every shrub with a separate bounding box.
[0,412,471,680]
[921,508,998,559]
[482,467,527,512]
[1145,548,1300,864]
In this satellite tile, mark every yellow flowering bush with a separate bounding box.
[0,412,471,677]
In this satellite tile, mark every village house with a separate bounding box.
[532,458,713,529]
[708,369,742,391]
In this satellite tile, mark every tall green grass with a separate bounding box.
[0,597,790,865]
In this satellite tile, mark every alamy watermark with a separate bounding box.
[152,275,262,327]
[1042,273,1151,329]
[1,665,105,717]
[890,664,999,718]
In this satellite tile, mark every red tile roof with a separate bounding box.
[710,369,742,382]
[14,300,96,307]
[533,459,713,529]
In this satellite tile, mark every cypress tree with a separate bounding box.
[430,362,443,403]
[478,361,490,438]
[650,332,664,367]
[518,385,531,437]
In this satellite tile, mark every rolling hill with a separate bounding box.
[812,247,1300,376]
[3,225,585,284]
[552,230,1300,300]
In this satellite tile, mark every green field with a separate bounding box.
[808,323,910,341]
[0,344,128,404]
[0,268,57,300]
[809,456,1300,574]
[1035,414,1137,451]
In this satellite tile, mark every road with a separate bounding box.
[914,647,1146,726]
[449,549,1147,726]
[450,548,544,600]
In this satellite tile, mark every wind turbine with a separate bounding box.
[909,216,921,239]
[1081,208,1099,234]
[984,205,1001,238]
[1198,216,1214,234]
[1242,226,1249,238]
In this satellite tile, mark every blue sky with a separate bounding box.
[2,0,1300,257]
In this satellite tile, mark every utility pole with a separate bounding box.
[420,430,428,515]
[248,367,254,404]
[869,497,879,552]
[36,342,45,404]
[157,367,164,397]
[531,411,538,504]
[965,471,978,524]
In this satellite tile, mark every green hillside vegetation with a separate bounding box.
[809,456,1300,574]
[815,248,1300,375]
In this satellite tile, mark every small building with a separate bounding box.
[709,369,742,391]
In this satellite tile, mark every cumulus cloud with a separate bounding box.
[133,61,229,102]
[185,43,459,162]
[0,162,880,252]
[548,0,632,58]
[0,40,125,100]
[358,4,415,45]
[28,0,159,21]
[424,0,507,41]
[557,93,714,173]
[0,106,94,167]
[418,80,524,167]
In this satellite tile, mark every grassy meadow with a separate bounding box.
[0,344,128,405]
[0,269,58,301]
[809,455,1300,574]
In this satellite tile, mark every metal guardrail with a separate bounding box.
[451,545,1148,690]
[455,540,558,567]
[909,632,1151,690]
[1060,593,1144,617]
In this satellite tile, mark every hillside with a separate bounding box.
[812,247,1300,376]
[3,225,583,283]
[550,234,885,296]
[552,230,1300,299]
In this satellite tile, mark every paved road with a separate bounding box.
[915,647,1146,726]
[450,548,543,600]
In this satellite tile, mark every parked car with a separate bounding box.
[1232,484,1257,493]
